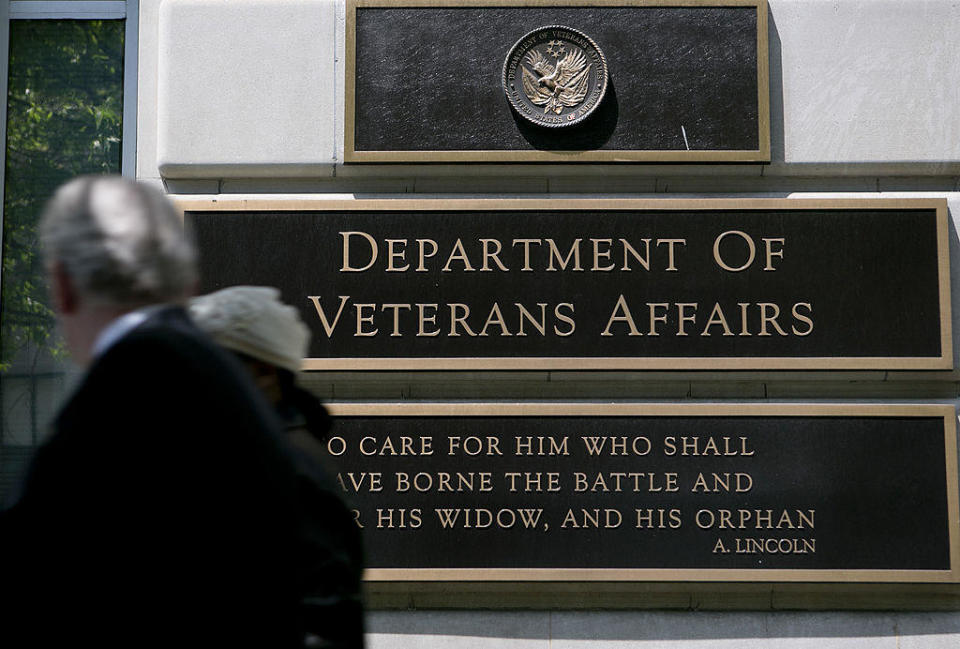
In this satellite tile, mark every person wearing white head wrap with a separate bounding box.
[190,285,364,649]
[190,285,329,434]
[189,285,308,372]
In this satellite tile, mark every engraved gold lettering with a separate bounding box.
[515,303,548,336]
[385,239,409,272]
[554,302,576,336]
[657,238,686,271]
[763,237,785,271]
[512,238,542,271]
[480,238,509,271]
[359,436,433,456]
[448,303,476,336]
[735,537,816,554]
[340,231,377,272]
[307,295,350,337]
[504,472,561,492]
[546,238,583,271]
[573,471,678,492]
[515,436,569,455]
[337,471,383,492]
[691,472,753,493]
[354,303,377,336]
[615,235,651,270]
[478,303,512,337]
[561,508,622,529]
[326,436,346,456]
[435,508,543,529]
[581,436,652,456]
[758,302,789,336]
[601,294,641,336]
[676,302,698,336]
[416,238,438,271]
[635,508,682,529]
[713,230,756,272]
[700,302,734,336]
[381,303,411,336]
[591,238,615,271]
[738,302,751,336]
[442,238,476,272]
[792,302,814,335]
[417,303,440,337]
[663,435,754,456]
[395,471,493,493]
[377,508,422,529]
[696,509,815,529]
[647,302,669,336]
[448,436,503,456]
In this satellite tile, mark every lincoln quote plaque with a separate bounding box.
[182,198,951,371]
[325,404,959,583]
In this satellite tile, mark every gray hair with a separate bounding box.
[39,175,197,306]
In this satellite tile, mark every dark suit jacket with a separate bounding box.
[0,307,306,647]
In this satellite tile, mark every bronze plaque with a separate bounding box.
[325,403,960,583]
[181,198,952,371]
[345,0,770,163]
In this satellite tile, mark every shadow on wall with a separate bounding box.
[768,9,785,165]
[366,610,960,641]
[948,213,960,370]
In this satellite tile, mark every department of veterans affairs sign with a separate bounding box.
[181,198,951,371]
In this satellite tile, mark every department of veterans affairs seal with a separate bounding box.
[502,25,608,128]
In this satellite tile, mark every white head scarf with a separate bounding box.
[189,286,309,372]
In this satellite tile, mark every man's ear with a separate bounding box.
[50,260,79,315]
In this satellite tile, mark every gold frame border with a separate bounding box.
[343,0,770,163]
[324,402,960,584]
[177,197,952,371]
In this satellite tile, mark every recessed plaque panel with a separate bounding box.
[181,198,951,371]
[324,403,960,583]
[345,0,770,162]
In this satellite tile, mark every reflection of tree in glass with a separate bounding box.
[1,20,124,370]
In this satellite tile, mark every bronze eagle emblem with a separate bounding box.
[521,41,592,115]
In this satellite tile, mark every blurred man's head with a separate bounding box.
[40,175,197,363]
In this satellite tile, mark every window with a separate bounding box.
[0,1,136,503]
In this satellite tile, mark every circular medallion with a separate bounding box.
[502,25,609,128]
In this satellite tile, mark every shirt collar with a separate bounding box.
[91,304,170,359]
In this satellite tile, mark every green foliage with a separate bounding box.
[0,19,124,370]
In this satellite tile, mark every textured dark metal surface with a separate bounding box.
[333,413,951,572]
[354,6,759,152]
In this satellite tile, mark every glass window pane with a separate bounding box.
[0,19,124,503]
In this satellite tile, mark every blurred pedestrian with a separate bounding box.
[0,176,306,647]
[191,285,365,649]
